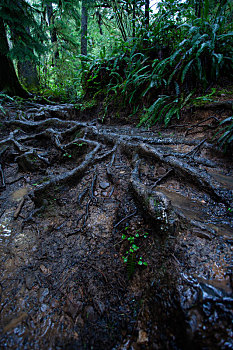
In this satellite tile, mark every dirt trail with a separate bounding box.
[0,102,232,349]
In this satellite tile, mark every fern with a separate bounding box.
[216,116,233,148]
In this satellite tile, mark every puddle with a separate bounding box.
[157,187,208,221]
[157,187,233,239]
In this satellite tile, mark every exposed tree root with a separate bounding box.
[31,140,101,207]
[1,104,232,232]
[0,102,232,350]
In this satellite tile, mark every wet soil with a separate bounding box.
[0,101,232,349]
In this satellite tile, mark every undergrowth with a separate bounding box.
[81,0,232,149]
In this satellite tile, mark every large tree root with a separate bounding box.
[31,139,101,207]
[1,106,232,231]
[0,102,232,350]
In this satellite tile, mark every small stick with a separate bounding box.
[77,187,88,206]
[184,138,207,158]
[109,186,114,198]
[151,169,173,189]
[90,173,97,203]
[113,209,137,231]
[14,198,25,219]
[185,116,219,136]
[0,164,6,188]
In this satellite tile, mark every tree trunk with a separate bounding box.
[133,0,136,38]
[81,1,88,56]
[145,0,150,28]
[0,18,28,97]
[10,22,39,91]
[17,59,39,91]
[47,2,59,65]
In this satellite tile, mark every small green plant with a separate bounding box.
[63,152,72,158]
[191,88,216,106]
[73,142,85,147]
[121,229,149,278]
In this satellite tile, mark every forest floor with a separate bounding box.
[0,95,233,349]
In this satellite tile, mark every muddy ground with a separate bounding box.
[0,99,232,349]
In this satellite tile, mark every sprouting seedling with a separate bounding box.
[73,142,85,147]
[63,152,72,158]
[138,257,148,266]
[121,229,149,277]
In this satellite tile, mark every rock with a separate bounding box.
[137,330,148,344]
[41,304,48,312]
[99,182,110,190]
[39,288,49,302]
[102,191,108,197]
[25,274,36,290]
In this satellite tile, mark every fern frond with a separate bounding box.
[181,59,194,83]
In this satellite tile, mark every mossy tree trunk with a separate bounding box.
[81,1,88,56]
[0,18,28,97]
[46,2,59,66]
[145,0,150,28]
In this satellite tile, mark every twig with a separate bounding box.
[171,253,181,265]
[109,186,114,198]
[113,209,137,231]
[151,169,173,189]
[88,264,108,283]
[0,210,5,218]
[90,173,97,203]
[183,138,207,158]
[77,187,88,207]
[0,164,6,188]
[14,198,25,219]
[185,116,219,136]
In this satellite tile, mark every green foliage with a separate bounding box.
[121,229,149,279]
[215,116,233,149]
[1,0,232,114]
[190,88,216,106]
[0,0,46,61]
[139,93,193,127]
[0,93,15,115]
[80,0,232,125]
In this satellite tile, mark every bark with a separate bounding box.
[81,1,88,56]
[17,59,39,91]
[145,0,149,28]
[46,2,59,65]
[133,0,136,38]
[9,0,39,90]
[0,18,28,97]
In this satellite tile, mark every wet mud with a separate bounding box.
[0,102,232,349]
